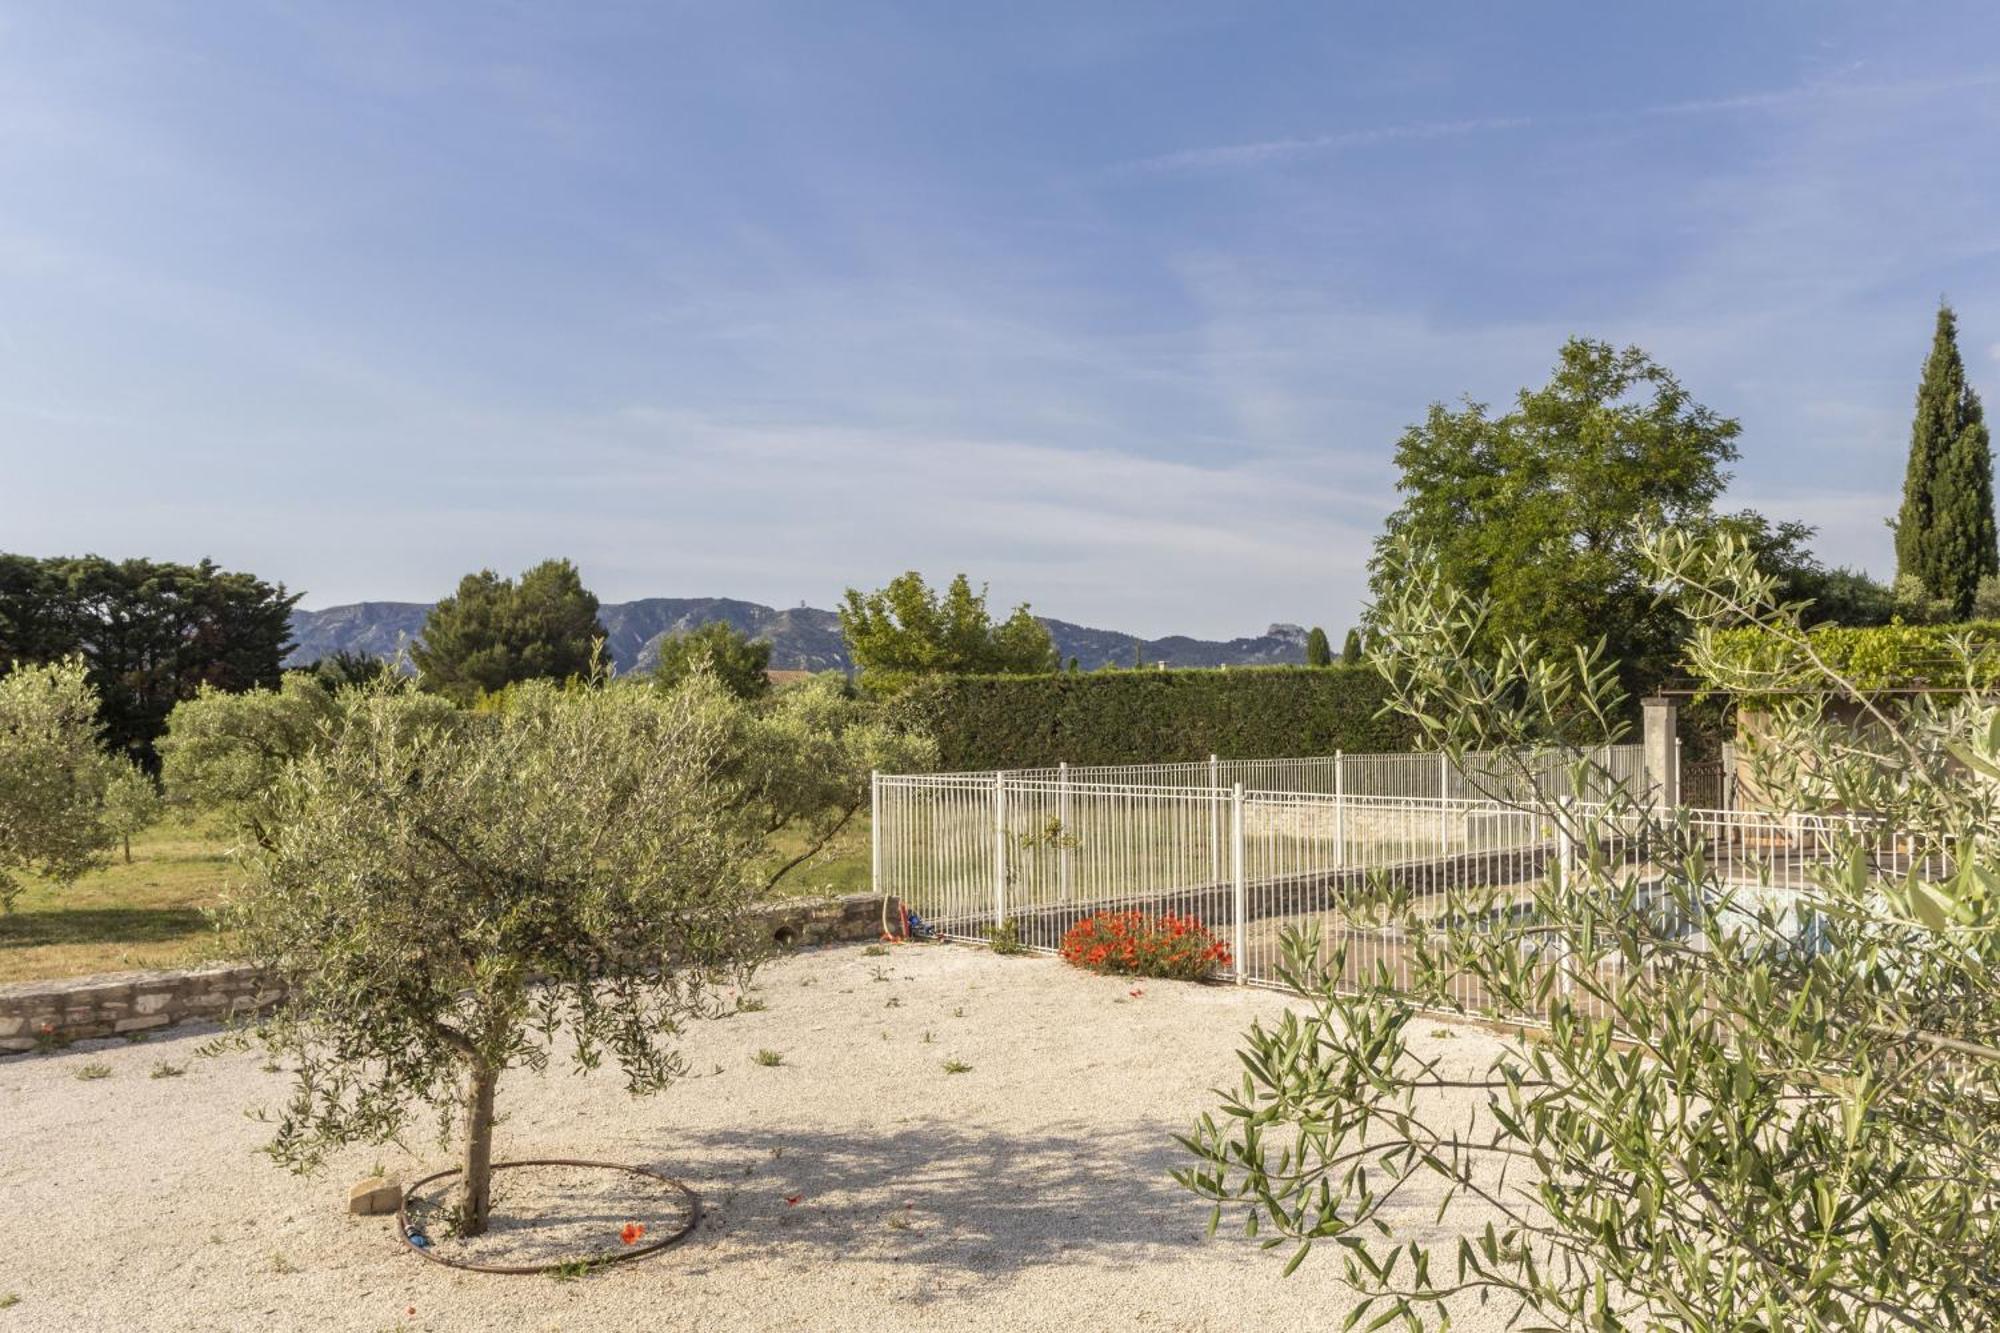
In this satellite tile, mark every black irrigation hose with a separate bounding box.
[396,1158,702,1275]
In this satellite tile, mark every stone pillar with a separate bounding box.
[1642,697,1680,812]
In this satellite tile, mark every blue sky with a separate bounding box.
[4,3,1999,637]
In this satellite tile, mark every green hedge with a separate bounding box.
[889,666,1413,771]
[1705,620,2000,691]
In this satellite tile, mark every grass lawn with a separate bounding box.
[0,817,237,985]
[761,813,874,899]
[0,813,878,986]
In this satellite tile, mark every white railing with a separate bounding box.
[1004,744,1645,804]
[872,753,1942,1027]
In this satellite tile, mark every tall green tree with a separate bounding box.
[838,572,1055,690]
[1894,303,1997,619]
[651,621,772,700]
[1340,627,1363,665]
[1370,339,1740,696]
[1719,511,1897,627]
[1303,626,1332,667]
[0,554,298,767]
[411,559,605,703]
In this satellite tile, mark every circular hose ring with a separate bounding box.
[395,1158,701,1275]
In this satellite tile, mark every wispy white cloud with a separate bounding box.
[1126,66,2000,177]
[1123,116,1535,174]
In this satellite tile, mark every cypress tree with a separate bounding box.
[1896,304,1997,618]
[1341,627,1363,665]
[1304,626,1332,667]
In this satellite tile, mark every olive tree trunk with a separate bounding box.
[457,1060,500,1237]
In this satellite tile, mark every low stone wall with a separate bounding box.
[0,964,279,1055]
[0,892,897,1056]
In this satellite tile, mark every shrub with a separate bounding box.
[891,665,1410,770]
[1060,911,1231,980]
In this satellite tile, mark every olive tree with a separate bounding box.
[100,761,162,863]
[1177,529,2000,1330]
[731,673,935,892]
[231,671,762,1237]
[0,657,117,911]
[158,673,338,844]
[160,673,458,849]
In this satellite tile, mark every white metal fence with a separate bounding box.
[1003,744,1644,804]
[871,748,1939,1027]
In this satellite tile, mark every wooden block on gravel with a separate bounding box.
[347,1175,403,1216]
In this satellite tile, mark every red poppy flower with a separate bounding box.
[620,1221,646,1245]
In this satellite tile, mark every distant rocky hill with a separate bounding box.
[286,600,1311,675]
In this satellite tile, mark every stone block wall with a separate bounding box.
[0,964,280,1055]
[1,892,897,1056]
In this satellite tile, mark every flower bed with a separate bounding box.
[1058,911,1231,981]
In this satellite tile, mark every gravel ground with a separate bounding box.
[0,942,1519,1332]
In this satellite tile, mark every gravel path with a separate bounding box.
[0,942,1518,1332]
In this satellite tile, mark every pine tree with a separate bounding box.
[1304,626,1332,667]
[1341,628,1363,665]
[1896,304,1997,619]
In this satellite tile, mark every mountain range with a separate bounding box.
[286,598,1313,675]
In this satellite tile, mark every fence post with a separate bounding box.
[994,772,1008,932]
[1642,697,1681,813]
[1230,782,1246,985]
[1556,801,1577,1004]
[1333,749,1346,868]
[1057,762,1071,904]
[870,770,881,902]
[1209,754,1221,886]
[1438,751,1450,858]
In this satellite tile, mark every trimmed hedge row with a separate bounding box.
[1705,620,2000,691]
[889,666,1413,771]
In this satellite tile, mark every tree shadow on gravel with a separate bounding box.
[650,1120,1206,1282]
[642,1119,1493,1296]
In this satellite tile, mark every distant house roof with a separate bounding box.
[765,669,817,686]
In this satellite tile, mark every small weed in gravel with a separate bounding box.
[987,921,1027,955]
[736,997,768,1014]
[549,1259,599,1282]
[952,1007,965,1018]
[752,1049,784,1067]
[74,1062,112,1082]
[123,1031,151,1044]
[862,944,889,957]
[884,996,902,1009]
[150,1061,185,1079]
[0,1292,18,1309]
[943,1059,972,1075]
[269,1253,299,1275]
[868,965,893,983]
[921,1031,934,1044]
